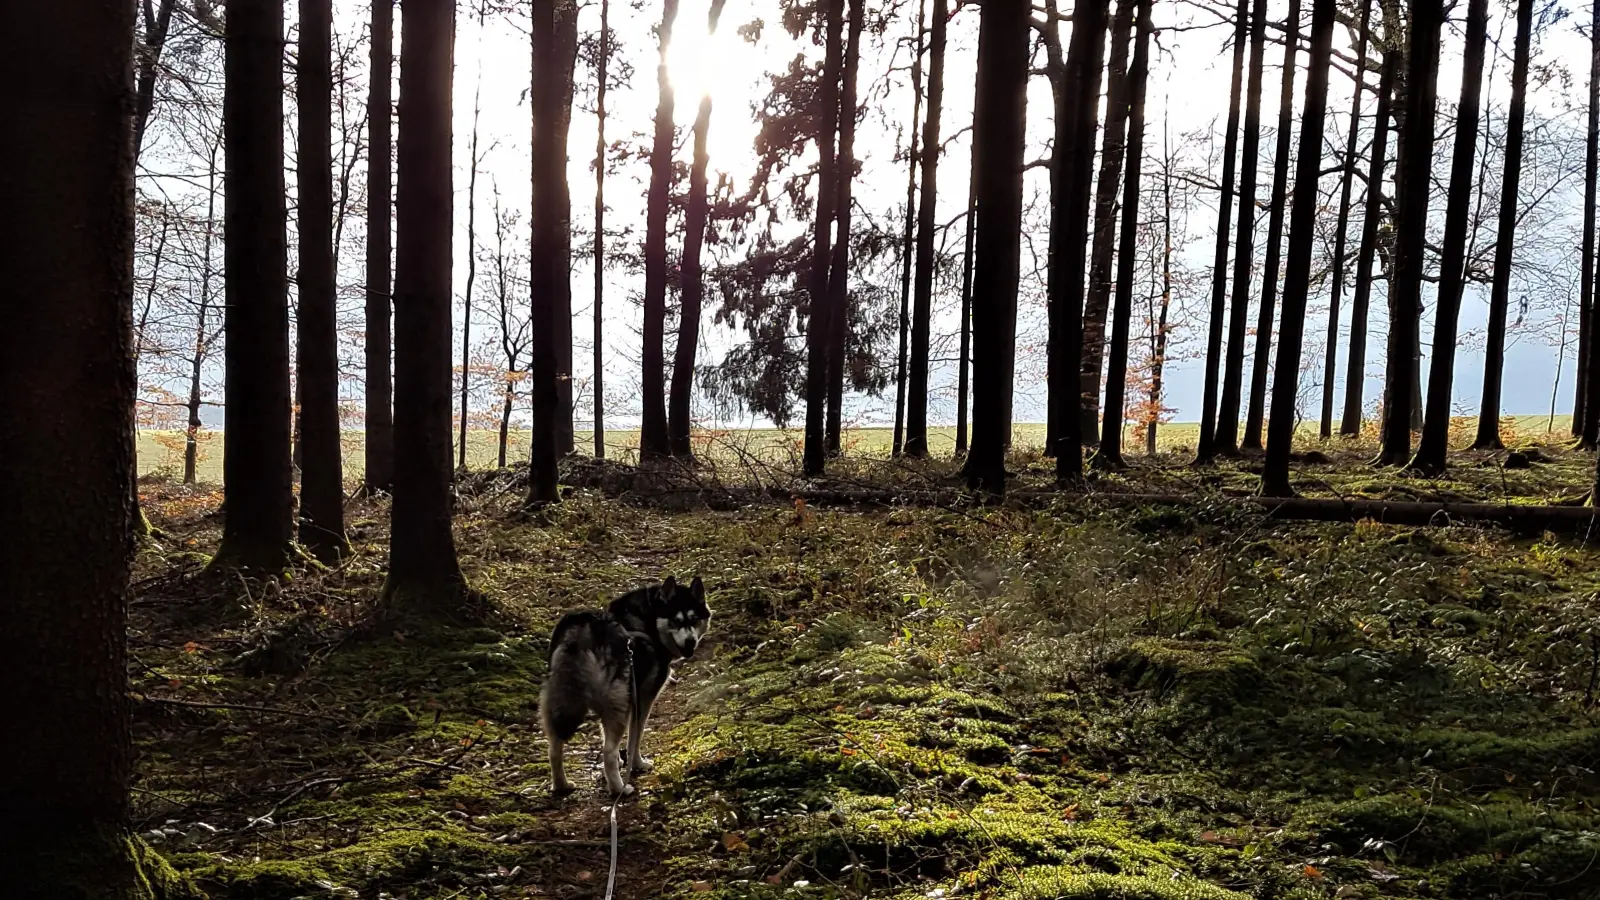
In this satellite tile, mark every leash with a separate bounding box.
[605,796,620,900]
[606,632,640,900]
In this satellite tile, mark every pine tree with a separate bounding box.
[592,0,611,459]
[640,0,681,461]
[825,0,865,454]
[529,0,567,504]
[891,0,926,457]
[1340,50,1396,437]
[804,0,845,476]
[905,0,949,458]
[364,0,395,493]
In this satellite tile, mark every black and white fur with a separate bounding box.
[540,576,711,796]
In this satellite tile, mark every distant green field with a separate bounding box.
[137,414,1574,483]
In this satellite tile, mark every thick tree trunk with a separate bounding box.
[892,0,925,458]
[298,0,349,563]
[555,7,579,457]
[966,0,1028,494]
[1214,0,1268,454]
[1048,0,1109,483]
[365,0,395,493]
[825,0,864,455]
[1092,0,1153,470]
[639,0,679,461]
[1242,0,1300,450]
[1580,1,1600,440]
[528,0,565,504]
[1260,0,1336,496]
[1319,0,1372,439]
[592,0,610,459]
[1078,0,1135,446]
[1410,0,1488,474]
[803,0,844,476]
[1196,0,1248,464]
[1340,51,1396,436]
[955,144,977,458]
[212,0,293,575]
[1376,0,1442,467]
[0,5,189,893]
[906,0,948,458]
[385,0,468,609]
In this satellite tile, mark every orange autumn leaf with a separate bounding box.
[1303,865,1323,879]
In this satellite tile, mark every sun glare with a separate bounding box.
[663,0,762,185]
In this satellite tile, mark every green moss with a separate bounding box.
[1107,640,1261,710]
[997,866,1248,900]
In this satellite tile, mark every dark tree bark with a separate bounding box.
[554,6,579,457]
[1039,0,1068,456]
[1215,0,1268,454]
[1472,0,1531,450]
[385,0,468,608]
[669,0,727,458]
[1242,0,1300,450]
[529,0,565,505]
[955,142,977,458]
[892,0,926,457]
[592,0,610,459]
[1092,0,1154,470]
[1340,50,1396,436]
[1260,0,1336,497]
[966,0,1028,494]
[1376,0,1442,467]
[1079,0,1135,445]
[0,4,172,893]
[1196,0,1248,464]
[906,0,949,458]
[297,0,349,562]
[212,0,294,575]
[364,0,395,494]
[1410,0,1488,475]
[640,0,679,461]
[1048,0,1109,483]
[1579,0,1599,439]
[1319,0,1372,439]
[134,0,179,158]
[803,0,844,476]
[825,0,865,455]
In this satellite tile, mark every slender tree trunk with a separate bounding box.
[804,0,844,476]
[1376,0,1442,467]
[892,0,926,458]
[1079,0,1135,445]
[1049,0,1109,483]
[1410,0,1487,474]
[966,0,1028,494]
[1579,0,1600,439]
[186,161,220,487]
[212,0,293,575]
[365,0,394,492]
[1093,0,1153,470]
[592,0,610,459]
[385,0,468,609]
[298,0,349,563]
[825,0,864,455]
[905,0,948,457]
[670,0,727,459]
[458,71,483,472]
[639,0,679,461]
[1261,0,1336,496]
[1215,0,1268,454]
[955,144,977,458]
[555,7,579,457]
[1242,0,1300,449]
[1196,0,1248,464]
[1150,130,1173,457]
[1472,0,1531,450]
[529,0,565,504]
[1341,50,1395,436]
[1040,0,1067,457]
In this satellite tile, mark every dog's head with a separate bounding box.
[652,576,711,659]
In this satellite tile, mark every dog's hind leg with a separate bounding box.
[625,692,658,774]
[547,736,572,795]
[599,706,633,796]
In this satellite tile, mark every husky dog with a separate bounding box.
[540,576,711,795]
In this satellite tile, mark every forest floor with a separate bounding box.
[133,436,1600,900]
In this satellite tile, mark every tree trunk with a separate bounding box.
[529,0,565,504]
[134,0,178,159]
[892,0,925,458]
[1472,0,1530,450]
[966,0,1028,494]
[458,74,482,472]
[1340,50,1396,436]
[1092,0,1153,470]
[298,0,349,563]
[186,161,221,487]
[1048,0,1109,483]
[1376,0,1442,467]
[825,0,865,455]
[1260,0,1336,496]
[804,0,844,477]
[365,0,395,493]
[1214,0,1268,454]
[1040,0,1067,458]
[1078,0,1135,446]
[0,5,181,892]
[906,0,948,458]
[639,0,679,461]
[955,141,977,458]
[592,0,610,459]
[1242,0,1300,450]
[1319,0,1373,439]
[555,6,579,457]
[212,0,293,576]
[670,0,727,459]
[1410,0,1488,475]
[1195,0,1248,464]
[1150,129,1173,457]
[385,0,468,609]
[1579,0,1600,440]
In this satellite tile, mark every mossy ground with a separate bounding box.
[132,443,1600,899]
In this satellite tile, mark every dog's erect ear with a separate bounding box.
[661,575,677,595]
[689,576,705,601]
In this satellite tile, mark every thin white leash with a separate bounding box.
[605,635,640,900]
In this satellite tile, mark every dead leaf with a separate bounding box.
[722,832,749,853]
[691,881,714,892]
[1062,804,1079,821]
[1303,865,1323,879]
[576,870,593,882]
